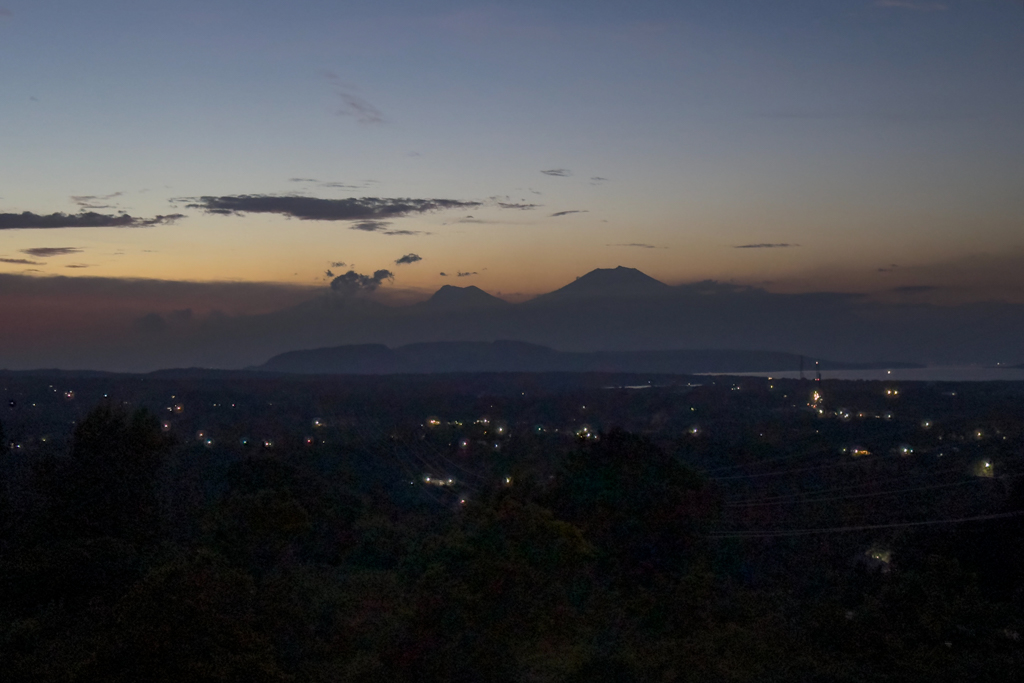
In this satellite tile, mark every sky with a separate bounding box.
[2,1,1024,352]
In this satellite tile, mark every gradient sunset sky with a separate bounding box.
[2,0,1023,310]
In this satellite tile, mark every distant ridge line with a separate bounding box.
[257,340,922,376]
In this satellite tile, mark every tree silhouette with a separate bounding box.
[44,406,168,542]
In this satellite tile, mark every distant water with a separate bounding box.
[704,367,1024,382]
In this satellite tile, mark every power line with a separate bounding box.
[395,434,482,494]
[706,510,1024,538]
[348,408,452,506]
[721,464,968,503]
[708,454,887,481]
[724,474,1017,508]
[700,446,832,474]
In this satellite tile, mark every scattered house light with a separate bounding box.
[857,546,892,574]
[973,460,995,478]
[867,547,891,564]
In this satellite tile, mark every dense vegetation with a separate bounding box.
[1,375,1023,681]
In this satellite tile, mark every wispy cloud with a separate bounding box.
[607,243,666,250]
[181,195,480,223]
[351,220,392,232]
[497,202,541,210]
[22,247,83,257]
[550,210,588,217]
[337,92,385,124]
[320,181,369,190]
[0,211,184,230]
[1,257,43,265]
[457,271,477,277]
[733,243,799,249]
[874,0,948,10]
[395,253,422,265]
[70,192,123,209]
[892,285,938,293]
[541,169,571,177]
[325,72,385,124]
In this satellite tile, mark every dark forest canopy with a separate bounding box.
[1,373,1023,681]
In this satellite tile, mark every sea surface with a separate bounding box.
[706,367,1024,382]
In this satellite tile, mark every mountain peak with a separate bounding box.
[531,266,669,303]
[420,284,508,310]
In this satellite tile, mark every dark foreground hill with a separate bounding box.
[258,340,922,375]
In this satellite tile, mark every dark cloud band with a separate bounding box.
[22,247,83,257]
[607,243,665,250]
[181,195,480,223]
[0,212,184,230]
[497,202,541,210]
[733,243,799,249]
